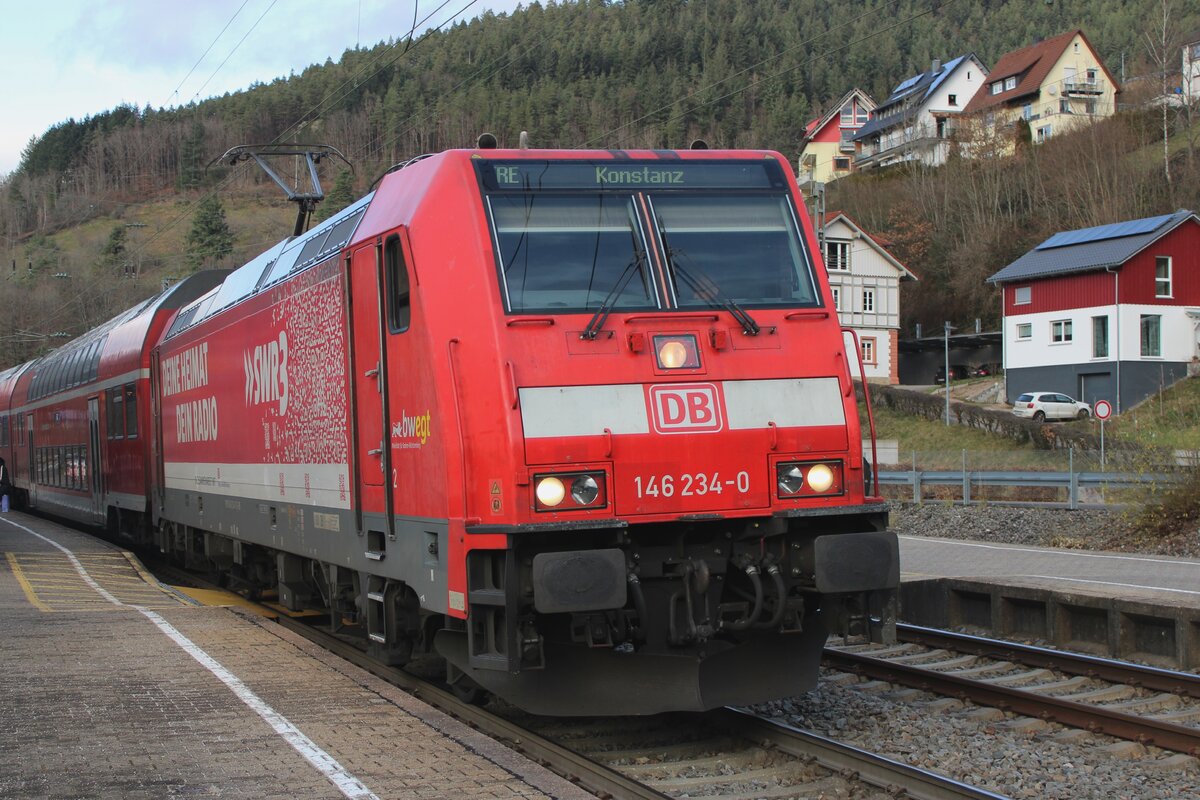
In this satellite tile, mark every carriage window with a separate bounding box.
[386,236,411,333]
[652,195,817,308]
[124,383,138,439]
[109,387,124,439]
[488,194,652,314]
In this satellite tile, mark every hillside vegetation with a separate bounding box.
[2,0,1199,369]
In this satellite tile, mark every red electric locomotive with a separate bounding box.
[151,145,898,715]
[1,144,899,716]
[0,274,225,530]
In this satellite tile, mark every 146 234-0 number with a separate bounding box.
[633,471,751,498]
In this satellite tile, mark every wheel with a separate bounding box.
[1077,408,1089,419]
[1032,410,1045,422]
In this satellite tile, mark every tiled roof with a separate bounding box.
[963,29,1118,114]
[987,210,1197,284]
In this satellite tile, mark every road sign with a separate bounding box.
[1094,399,1112,421]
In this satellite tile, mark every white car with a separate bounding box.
[1012,392,1092,422]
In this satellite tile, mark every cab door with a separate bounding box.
[87,397,103,520]
[347,242,392,534]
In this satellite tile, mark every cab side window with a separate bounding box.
[385,235,411,334]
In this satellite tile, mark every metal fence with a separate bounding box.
[875,448,1192,508]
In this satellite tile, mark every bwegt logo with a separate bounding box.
[244,331,289,415]
[648,383,723,434]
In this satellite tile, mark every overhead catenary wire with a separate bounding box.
[15,0,480,342]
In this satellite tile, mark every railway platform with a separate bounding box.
[897,533,1200,669]
[0,511,596,800]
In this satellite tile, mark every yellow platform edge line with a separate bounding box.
[5,553,53,613]
[171,586,279,617]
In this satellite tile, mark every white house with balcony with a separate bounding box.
[821,212,918,383]
[852,54,988,170]
[1185,31,1200,101]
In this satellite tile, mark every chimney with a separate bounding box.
[932,58,941,73]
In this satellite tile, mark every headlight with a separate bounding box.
[653,334,701,370]
[535,476,566,507]
[807,464,835,493]
[533,471,607,511]
[571,474,600,505]
[775,461,843,499]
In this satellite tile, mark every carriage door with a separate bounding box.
[348,242,392,539]
[25,413,35,506]
[87,397,103,519]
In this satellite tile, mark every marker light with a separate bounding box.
[653,334,701,370]
[535,476,566,507]
[777,465,804,496]
[571,475,600,505]
[806,463,835,493]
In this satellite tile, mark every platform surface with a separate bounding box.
[900,533,1200,607]
[0,511,596,800]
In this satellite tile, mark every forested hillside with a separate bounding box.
[2,0,1198,368]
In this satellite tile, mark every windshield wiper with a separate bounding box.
[661,242,761,336]
[581,252,645,340]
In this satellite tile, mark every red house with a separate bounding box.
[988,210,1200,412]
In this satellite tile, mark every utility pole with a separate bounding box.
[944,321,956,425]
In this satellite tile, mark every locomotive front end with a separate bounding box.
[436,151,899,716]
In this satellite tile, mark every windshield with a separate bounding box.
[489,194,654,314]
[651,195,817,308]
[481,159,817,315]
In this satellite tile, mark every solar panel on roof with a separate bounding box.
[1036,213,1176,250]
[894,74,922,92]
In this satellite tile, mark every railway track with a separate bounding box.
[824,623,1200,756]
[150,561,1005,800]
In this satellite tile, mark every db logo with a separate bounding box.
[648,383,724,434]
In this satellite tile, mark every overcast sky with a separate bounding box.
[0,0,523,177]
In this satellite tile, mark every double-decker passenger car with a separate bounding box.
[0,274,225,530]
[1,146,899,716]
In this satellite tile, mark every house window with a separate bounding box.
[1014,286,1031,305]
[831,286,841,311]
[1060,99,1072,114]
[862,288,876,313]
[1016,323,1032,340]
[861,337,877,365]
[856,105,869,125]
[1141,314,1162,356]
[1084,99,1097,114]
[1005,76,1017,90]
[824,241,850,271]
[948,93,958,106]
[1051,319,1073,343]
[1155,256,1172,297]
[1023,104,1032,120]
[990,81,1003,95]
[1086,68,1097,84]
[840,102,854,124]
[1037,125,1052,143]
[1074,42,1080,54]
[834,157,851,170]
[1093,315,1109,358]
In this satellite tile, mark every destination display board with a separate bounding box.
[477,159,787,192]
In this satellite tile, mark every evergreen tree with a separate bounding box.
[185,195,234,270]
[100,225,127,275]
[314,169,356,223]
[177,121,206,192]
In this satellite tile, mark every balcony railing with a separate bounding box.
[839,140,856,152]
[1064,78,1104,95]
